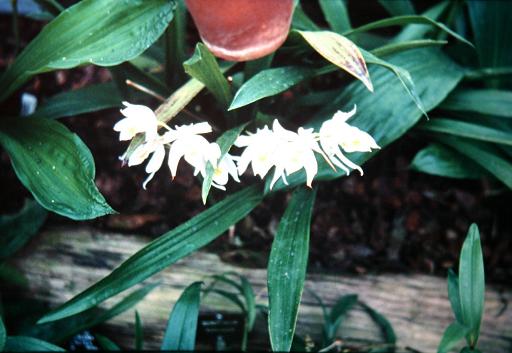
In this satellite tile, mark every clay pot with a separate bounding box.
[185,0,294,62]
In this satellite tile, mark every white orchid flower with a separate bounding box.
[165,122,221,178]
[269,121,322,189]
[128,136,168,189]
[205,153,240,191]
[113,102,159,141]
[235,125,280,179]
[319,105,380,176]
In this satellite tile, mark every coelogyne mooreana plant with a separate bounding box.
[5,0,508,352]
[114,104,380,192]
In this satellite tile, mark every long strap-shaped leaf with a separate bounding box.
[268,187,316,352]
[0,0,174,102]
[38,185,263,323]
[161,282,202,350]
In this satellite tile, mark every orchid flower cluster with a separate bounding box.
[114,102,380,192]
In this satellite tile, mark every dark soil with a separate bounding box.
[1,9,511,286]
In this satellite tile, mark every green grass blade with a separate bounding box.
[268,187,316,352]
[372,39,447,57]
[134,310,143,351]
[94,334,120,351]
[161,282,202,351]
[437,321,471,353]
[447,269,464,324]
[361,302,397,346]
[38,186,262,323]
[4,337,64,352]
[378,0,415,16]
[319,0,351,33]
[325,294,358,342]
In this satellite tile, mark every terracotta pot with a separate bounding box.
[185,0,294,61]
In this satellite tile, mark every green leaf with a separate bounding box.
[372,39,447,57]
[393,1,449,42]
[448,269,464,324]
[362,49,426,117]
[0,316,6,352]
[324,294,358,342]
[229,66,316,110]
[361,302,397,345]
[0,199,47,259]
[378,0,415,16]
[183,43,232,108]
[410,143,484,179]
[25,283,158,343]
[344,15,473,48]
[268,187,316,352]
[319,0,351,33]
[0,0,174,102]
[240,276,256,331]
[270,48,464,191]
[0,118,114,220]
[95,334,120,351]
[296,30,374,92]
[438,321,471,353]
[202,123,248,203]
[436,136,512,189]
[468,1,512,69]
[440,89,512,118]
[135,310,143,351]
[419,118,512,146]
[161,282,202,351]
[4,337,64,352]
[165,0,187,88]
[30,83,122,119]
[38,186,262,323]
[458,223,485,346]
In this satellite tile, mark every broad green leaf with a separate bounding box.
[0,316,5,351]
[296,30,374,92]
[202,123,248,203]
[0,199,47,259]
[437,136,512,189]
[448,269,464,324]
[95,334,120,351]
[319,0,351,33]
[325,294,358,342]
[270,48,464,192]
[440,89,512,118]
[372,39,447,57]
[344,15,473,48]
[135,310,143,350]
[25,283,157,343]
[30,83,122,119]
[362,49,426,116]
[229,66,316,110]
[268,187,316,352]
[0,0,174,102]
[360,302,397,345]
[0,118,114,220]
[468,1,512,69]
[410,144,484,179]
[438,321,471,353]
[39,186,262,323]
[183,43,232,108]
[161,282,202,351]
[378,0,415,16]
[419,118,512,146]
[244,54,274,81]
[4,337,64,352]
[458,223,485,346]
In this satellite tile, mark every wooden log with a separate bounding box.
[12,227,512,352]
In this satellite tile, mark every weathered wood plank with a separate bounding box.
[12,227,512,352]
